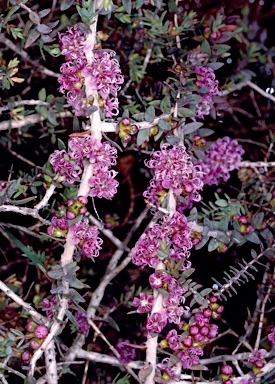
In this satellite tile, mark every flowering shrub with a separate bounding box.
[0,1,274,384]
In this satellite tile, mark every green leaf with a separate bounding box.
[158,118,171,131]
[215,199,228,207]
[61,0,75,11]
[200,288,212,296]
[137,128,149,146]
[160,95,171,114]
[107,316,120,332]
[178,107,195,117]
[122,0,132,14]
[244,232,260,244]
[208,238,220,252]
[37,24,52,34]
[29,12,41,25]
[182,122,203,134]
[145,105,155,123]
[5,346,13,355]
[201,39,211,56]
[25,29,40,49]
[4,230,47,270]
[251,212,264,229]
[38,88,46,102]
[181,268,195,278]
[206,62,224,70]
[168,0,178,12]
[198,128,214,137]
[5,5,20,23]
[47,110,58,126]
[58,139,67,150]
[212,44,231,56]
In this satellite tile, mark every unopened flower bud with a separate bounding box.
[77,196,88,205]
[21,350,31,362]
[239,216,248,224]
[221,365,233,375]
[121,117,130,126]
[34,325,49,339]
[66,211,76,220]
[30,339,42,349]
[25,321,37,332]
[182,337,193,347]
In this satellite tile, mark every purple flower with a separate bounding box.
[88,169,119,199]
[166,329,182,351]
[146,312,168,333]
[116,339,136,364]
[74,310,89,334]
[58,25,86,61]
[196,137,244,186]
[58,26,123,118]
[69,219,103,259]
[177,346,203,368]
[144,144,204,206]
[158,358,181,381]
[268,327,275,344]
[50,149,82,184]
[194,66,219,119]
[248,349,267,364]
[132,292,154,313]
[131,212,193,269]
[42,295,57,319]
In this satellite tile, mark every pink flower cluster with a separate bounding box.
[47,196,103,259]
[70,218,103,258]
[196,136,244,185]
[143,144,204,207]
[58,25,123,117]
[155,298,223,379]
[131,212,193,270]
[194,66,219,119]
[50,136,119,199]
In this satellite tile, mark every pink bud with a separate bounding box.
[25,321,37,332]
[203,308,212,318]
[77,196,88,205]
[21,350,31,362]
[182,337,193,347]
[30,339,42,349]
[189,325,199,336]
[34,325,49,339]
[221,365,233,375]
[66,211,76,220]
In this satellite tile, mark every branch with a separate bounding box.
[240,161,275,168]
[254,262,274,350]
[45,340,58,384]
[0,205,50,225]
[65,209,148,362]
[0,111,72,131]
[219,79,275,103]
[0,280,49,325]
[0,33,59,78]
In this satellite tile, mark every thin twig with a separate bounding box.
[0,33,59,78]
[0,205,50,225]
[219,79,275,103]
[0,280,49,325]
[254,262,274,351]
